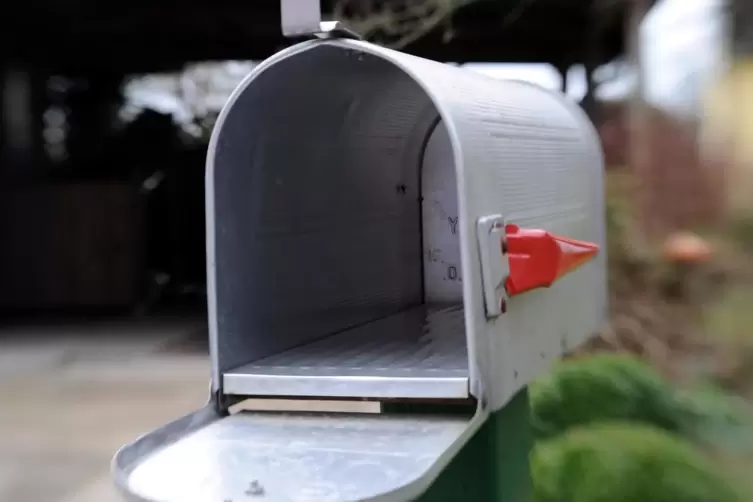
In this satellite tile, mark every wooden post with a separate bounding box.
[557,64,569,95]
[0,66,6,177]
[582,62,598,124]
[0,67,49,180]
[726,0,753,218]
[731,0,753,57]
[627,0,653,235]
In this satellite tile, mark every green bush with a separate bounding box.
[530,353,753,451]
[531,423,745,502]
[675,384,753,454]
[529,354,684,440]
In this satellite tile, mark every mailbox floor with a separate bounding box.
[0,318,210,502]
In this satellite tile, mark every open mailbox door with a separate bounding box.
[112,29,607,502]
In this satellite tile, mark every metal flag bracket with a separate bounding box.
[281,0,362,40]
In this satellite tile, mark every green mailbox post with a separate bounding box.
[112,3,606,500]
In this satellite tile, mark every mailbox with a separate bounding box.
[113,30,606,502]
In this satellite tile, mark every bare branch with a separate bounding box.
[334,0,473,49]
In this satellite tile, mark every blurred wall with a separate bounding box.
[0,183,145,312]
[598,99,725,233]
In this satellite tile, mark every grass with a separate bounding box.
[703,286,753,346]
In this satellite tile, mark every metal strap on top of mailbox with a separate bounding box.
[280,0,361,39]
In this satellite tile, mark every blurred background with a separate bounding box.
[1,0,752,500]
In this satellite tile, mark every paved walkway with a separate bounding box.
[0,318,210,502]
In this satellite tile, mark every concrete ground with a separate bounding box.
[0,317,211,502]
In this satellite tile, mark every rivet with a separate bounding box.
[245,480,265,497]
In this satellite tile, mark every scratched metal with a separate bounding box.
[223,305,469,399]
[421,120,463,304]
[126,411,475,502]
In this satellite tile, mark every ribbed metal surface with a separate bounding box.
[208,47,431,379]
[223,305,468,399]
[124,411,480,502]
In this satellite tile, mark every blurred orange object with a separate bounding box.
[662,232,714,264]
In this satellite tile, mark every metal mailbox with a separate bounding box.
[113,29,606,502]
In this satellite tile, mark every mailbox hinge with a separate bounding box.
[281,0,362,40]
[477,215,510,320]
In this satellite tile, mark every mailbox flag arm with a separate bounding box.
[477,219,600,317]
[280,0,362,39]
[504,224,599,297]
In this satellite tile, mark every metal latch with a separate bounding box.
[477,216,600,320]
[281,0,362,39]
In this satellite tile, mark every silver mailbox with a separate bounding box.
[113,37,606,502]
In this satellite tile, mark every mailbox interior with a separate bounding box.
[211,44,470,401]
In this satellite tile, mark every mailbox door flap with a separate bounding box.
[115,406,484,502]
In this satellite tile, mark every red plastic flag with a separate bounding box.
[503,224,599,297]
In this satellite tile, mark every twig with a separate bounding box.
[333,0,468,49]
